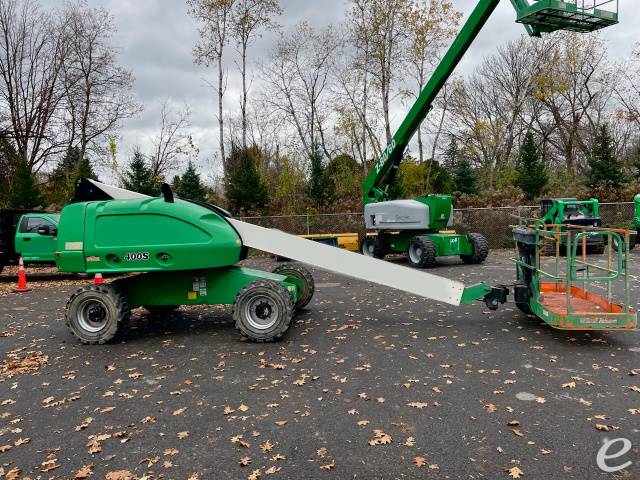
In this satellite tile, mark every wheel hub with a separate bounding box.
[88,306,106,322]
[409,244,422,263]
[255,301,273,320]
[245,295,280,331]
[77,298,109,333]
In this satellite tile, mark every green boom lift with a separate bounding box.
[57,179,510,345]
[361,0,619,268]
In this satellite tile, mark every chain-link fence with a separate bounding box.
[238,202,636,249]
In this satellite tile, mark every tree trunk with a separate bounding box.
[241,38,248,149]
[217,52,226,163]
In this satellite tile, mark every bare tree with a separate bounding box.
[344,0,378,170]
[61,1,139,164]
[355,0,412,143]
[0,0,68,173]
[188,0,235,163]
[613,42,640,128]
[260,22,340,160]
[445,36,538,186]
[231,0,281,149]
[531,33,611,174]
[405,0,461,163]
[149,100,192,179]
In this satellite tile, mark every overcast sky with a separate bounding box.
[42,0,640,180]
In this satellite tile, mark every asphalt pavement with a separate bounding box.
[0,251,638,479]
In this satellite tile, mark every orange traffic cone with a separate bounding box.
[93,273,104,285]
[14,257,31,293]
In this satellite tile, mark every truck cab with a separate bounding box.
[14,213,60,263]
[1,210,55,273]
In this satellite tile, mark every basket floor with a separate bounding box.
[540,282,626,315]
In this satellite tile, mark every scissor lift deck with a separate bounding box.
[539,282,636,329]
[516,0,618,34]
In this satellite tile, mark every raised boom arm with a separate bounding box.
[362,0,619,204]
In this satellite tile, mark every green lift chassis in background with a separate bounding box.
[360,0,619,268]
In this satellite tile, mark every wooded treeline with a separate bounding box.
[1,0,639,214]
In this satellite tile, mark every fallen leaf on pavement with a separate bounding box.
[105,471,135,480]
[74,464,94,479]
[508,466,524,478]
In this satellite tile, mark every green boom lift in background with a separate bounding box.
[360,0,619,268]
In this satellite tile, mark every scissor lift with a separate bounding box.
[513,221,636,330]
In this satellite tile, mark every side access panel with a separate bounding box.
[365,200,429,230]
[117,267,299,308]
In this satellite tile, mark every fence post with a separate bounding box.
[306,210,310,235]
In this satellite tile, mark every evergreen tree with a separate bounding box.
[515,131,548,200]
[306,147,334,208]
[170,175,181,192]
[10,160,45,209]
[588,124,623,189]
[0,138,18,207]
[122,148,159,196]
[49,147,98,206]
[453,156,478,195]
[224,145,268,214]
[177,161,208,201]
[442,136,460,171]
[427,160,453,194]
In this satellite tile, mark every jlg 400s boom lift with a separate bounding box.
[57,1,633,346]
[57,179,508,344]
[361,0,619,268]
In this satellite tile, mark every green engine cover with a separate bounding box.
[415,194,453,231]
[56,197,243,274]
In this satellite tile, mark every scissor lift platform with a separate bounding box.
[513,222,637,331]
[538,282,636,330]
[516,0,618,34]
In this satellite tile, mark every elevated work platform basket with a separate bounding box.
[515,0,619,34]
[512,222,637,331]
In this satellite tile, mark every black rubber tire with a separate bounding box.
[360,236,387,259]
[461,233,490,264]
[272,263,315,310]
[0,257,4,275]
[612,235,636,252]
[516,301,533,315]
[407,236,437,268]
[65,284,130,345]
[233,280,294,342]
[144,305,179,315]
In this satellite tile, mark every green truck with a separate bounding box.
[0,210,60,274]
